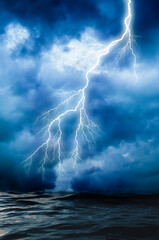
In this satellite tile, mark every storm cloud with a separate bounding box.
[0,0,159,193]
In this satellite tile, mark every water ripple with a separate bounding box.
[0,192,159,239]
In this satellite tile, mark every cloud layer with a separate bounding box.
[0,0,159,193]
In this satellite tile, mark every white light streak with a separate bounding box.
[24,0,137,179]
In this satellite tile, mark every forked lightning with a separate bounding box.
[24,0,137,179]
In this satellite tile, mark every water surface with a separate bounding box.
[0,192,159,239]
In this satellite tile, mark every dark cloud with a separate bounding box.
[134,0,159,58]
[135,0,159,34]
[0,0,124,49]
[0,0,159,193]
[71,141,159,194]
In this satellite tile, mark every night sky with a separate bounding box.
[0,0,159,193]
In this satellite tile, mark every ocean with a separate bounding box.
[0,192,159,239]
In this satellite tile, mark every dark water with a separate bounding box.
[0,192,159,240]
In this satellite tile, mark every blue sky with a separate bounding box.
[0,0,159,193]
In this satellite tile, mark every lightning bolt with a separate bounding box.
[24,0,137,180]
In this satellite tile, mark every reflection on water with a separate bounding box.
[0,192,159,239]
